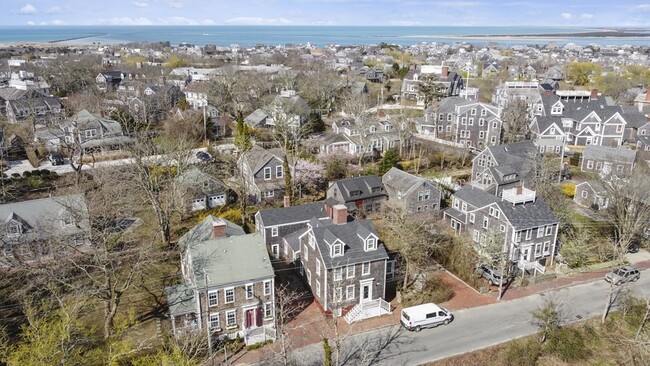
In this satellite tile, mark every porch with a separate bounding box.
[344,298,392,324]
[518,259,546,275]
[243,324,276,346]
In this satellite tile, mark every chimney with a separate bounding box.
[590,89,598,100]
[99,110,105,118]
[283,195,290,208]
[211,218,227,239]
[515,186,523,195]
[378,109,385,117]
[441,65,449,78]
[332,204,348,225]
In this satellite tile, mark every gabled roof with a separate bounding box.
[241,146,284,175]
[329,175,386,203]
[454,185,558,230]
[582,145,636,164]
[178,216,245,252]
[310,220,389,268]
[256,201,329,227]
[382,167,437,197]
[190,233,274,288]
[244,109,270,127]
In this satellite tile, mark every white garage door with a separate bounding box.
[208,194,226,208]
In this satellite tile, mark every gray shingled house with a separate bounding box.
[176,167,231,212]
[574,181,610,210]
[255,201,330,260]
[296,205,391,323]
[381,167,442,215]
[166,216,276,346]
[580,145,636,178]
[238,146,287,203]
[326,175,387,215]
[0,194,90,267]
[470,140,539,196]
[443,185,559,275]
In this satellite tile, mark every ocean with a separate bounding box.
[0,25,649,47]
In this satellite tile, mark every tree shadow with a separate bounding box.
[339,326,422,366]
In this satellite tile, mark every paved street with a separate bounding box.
[253,270,650,366]
[3,147,209,176]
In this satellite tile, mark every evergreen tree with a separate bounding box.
[378,148,400,175]
[233,110,252,153]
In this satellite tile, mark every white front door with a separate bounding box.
[360,280,373,303]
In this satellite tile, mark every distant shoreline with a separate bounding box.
[47,33,107,43]
[460,30,650,38]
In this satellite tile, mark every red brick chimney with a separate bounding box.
[283,195,290,208]
[211,218,227,239]
[515,186,523,195]
[332,204,348,225]
[590,89,598,100]
[441,65,449,78]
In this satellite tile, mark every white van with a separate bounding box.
[400,303,453,332]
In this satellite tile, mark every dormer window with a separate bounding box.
[551,106,562,115]
[85,129,96,138]
[276,165,283,178]
[370,125,376,132]
[332,243,343,257]
[365,237,377,251]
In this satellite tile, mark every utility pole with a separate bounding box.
[203,104,208,145]
[204,270,214,366]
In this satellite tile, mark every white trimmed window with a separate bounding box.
[209,313,220,330]
[535,243,542,257]
[334,267,342,281]
[208,291,218,306]
[225,288,235,303]
[526,229,532,240]
[362,262,371,275]
[469,213,475,223]
[346,264,355,278]
[581,190,588,198]
[473,229,480,242]
[316,280,321,297]
[264,302,273,319]
[332,243,343,257]
[587,161,594,169]
[226,310,236,328]
[245,284,254,299]
[543,241,551,255]
[264,167,272,180]
[537,227,544,238]
[346,285,355,300]
[483,217,489,229]
[264,280,272,296]
[335,287,343,302]
[545,225,552,236]
[365,237,377,251]
[500,224,506,232]
[276,165,283,178]
[316,260,321,275]
[271,227,278,237]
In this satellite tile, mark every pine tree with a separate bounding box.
[234,110,252,154]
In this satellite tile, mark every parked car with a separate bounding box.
[196,151,212,162]
[605,266,640,285]
[476,263,508,286]
[400,303,453,332]
[48,152,65,166]
[468,147,482,155]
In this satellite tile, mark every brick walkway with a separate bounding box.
[227,258,650,365]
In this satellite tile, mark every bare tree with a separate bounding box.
[272,284,308,366]
[603,172,650,261]
[602,277,630,324]
[340,92,378,165]
[500,98,529,143]
[478,228,508,300]
[299,69,342,116]
[530,296,568,343]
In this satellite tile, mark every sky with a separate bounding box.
[2,0,650,27]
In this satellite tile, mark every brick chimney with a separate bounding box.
[590,89,598,100]
[211,218,227,239]
[515,186,523,195]
[283,195,290,208]
[441,65,449,78]
[332,204,348,225]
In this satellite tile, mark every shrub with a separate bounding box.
[570,152,581,166]
[546,327,590,362]
[11,173,20,179]
[31,169,42,177]
[561,183,576,198]
[22,170,32,178]
[502,338,542,365]
[246,339,272,351]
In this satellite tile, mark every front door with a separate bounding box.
[245,309,256,329]
[522,247,531,262]
[360,281,373,303]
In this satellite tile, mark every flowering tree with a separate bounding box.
[294,159,324,195]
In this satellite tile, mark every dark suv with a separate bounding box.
[476,263,508,286]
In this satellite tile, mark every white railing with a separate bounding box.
[518,260,546,274]
[378,298,392,314]
[502,187,536,205]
